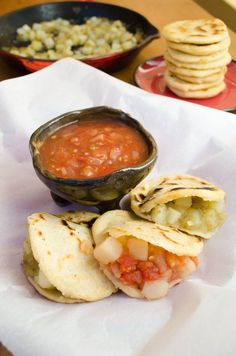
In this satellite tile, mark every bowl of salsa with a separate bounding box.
[29,106,157,210]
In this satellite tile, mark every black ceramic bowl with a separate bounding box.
[0,1,159,73]
[29,106,157,211]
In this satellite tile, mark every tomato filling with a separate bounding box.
[108,245,198,289]
[39,118,149,179]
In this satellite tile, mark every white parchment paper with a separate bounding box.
[0,58,236,356]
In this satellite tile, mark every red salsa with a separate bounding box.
[39,119,149,179]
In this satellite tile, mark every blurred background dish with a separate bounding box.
[134,56,236,113]
[0,1,159,72]
[162,19,231,99]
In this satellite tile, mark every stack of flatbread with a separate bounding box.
[162,19,231,98]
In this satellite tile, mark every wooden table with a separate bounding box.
[0,1,235,354]
[0,0,235,84]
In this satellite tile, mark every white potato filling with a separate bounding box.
[35,269,54,290]
[6,17,143,60]
[151,197,225,233]
[93,236,123,264]
[127,238,148,261]
[142,280,169,300]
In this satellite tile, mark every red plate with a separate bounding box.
[134,56,236,112]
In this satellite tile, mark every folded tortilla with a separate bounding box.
[130,175,226,239]
[22,212,116,303]
[92,210,203,300]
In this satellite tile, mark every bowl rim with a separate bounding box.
[29,106,158,184]
[0,1,159,63]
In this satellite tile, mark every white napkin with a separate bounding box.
[0,58,236,356]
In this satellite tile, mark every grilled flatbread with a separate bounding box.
[162,19,229,44]
[130,175,226,239]
[167,37,230,56]
[165,71,223,91]
[167,47,228,64]
[173,69,226,84]
[165,51,231,70]
[166,61,224,77]
[22,212,116,303]
[22,238,83,303]
[56,210,99,225]
[92,210,203,300]
[167,81,225,98]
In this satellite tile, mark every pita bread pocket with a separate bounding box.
[22,212,116,303]
[92,210,203,300]
[130,175,226,239]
